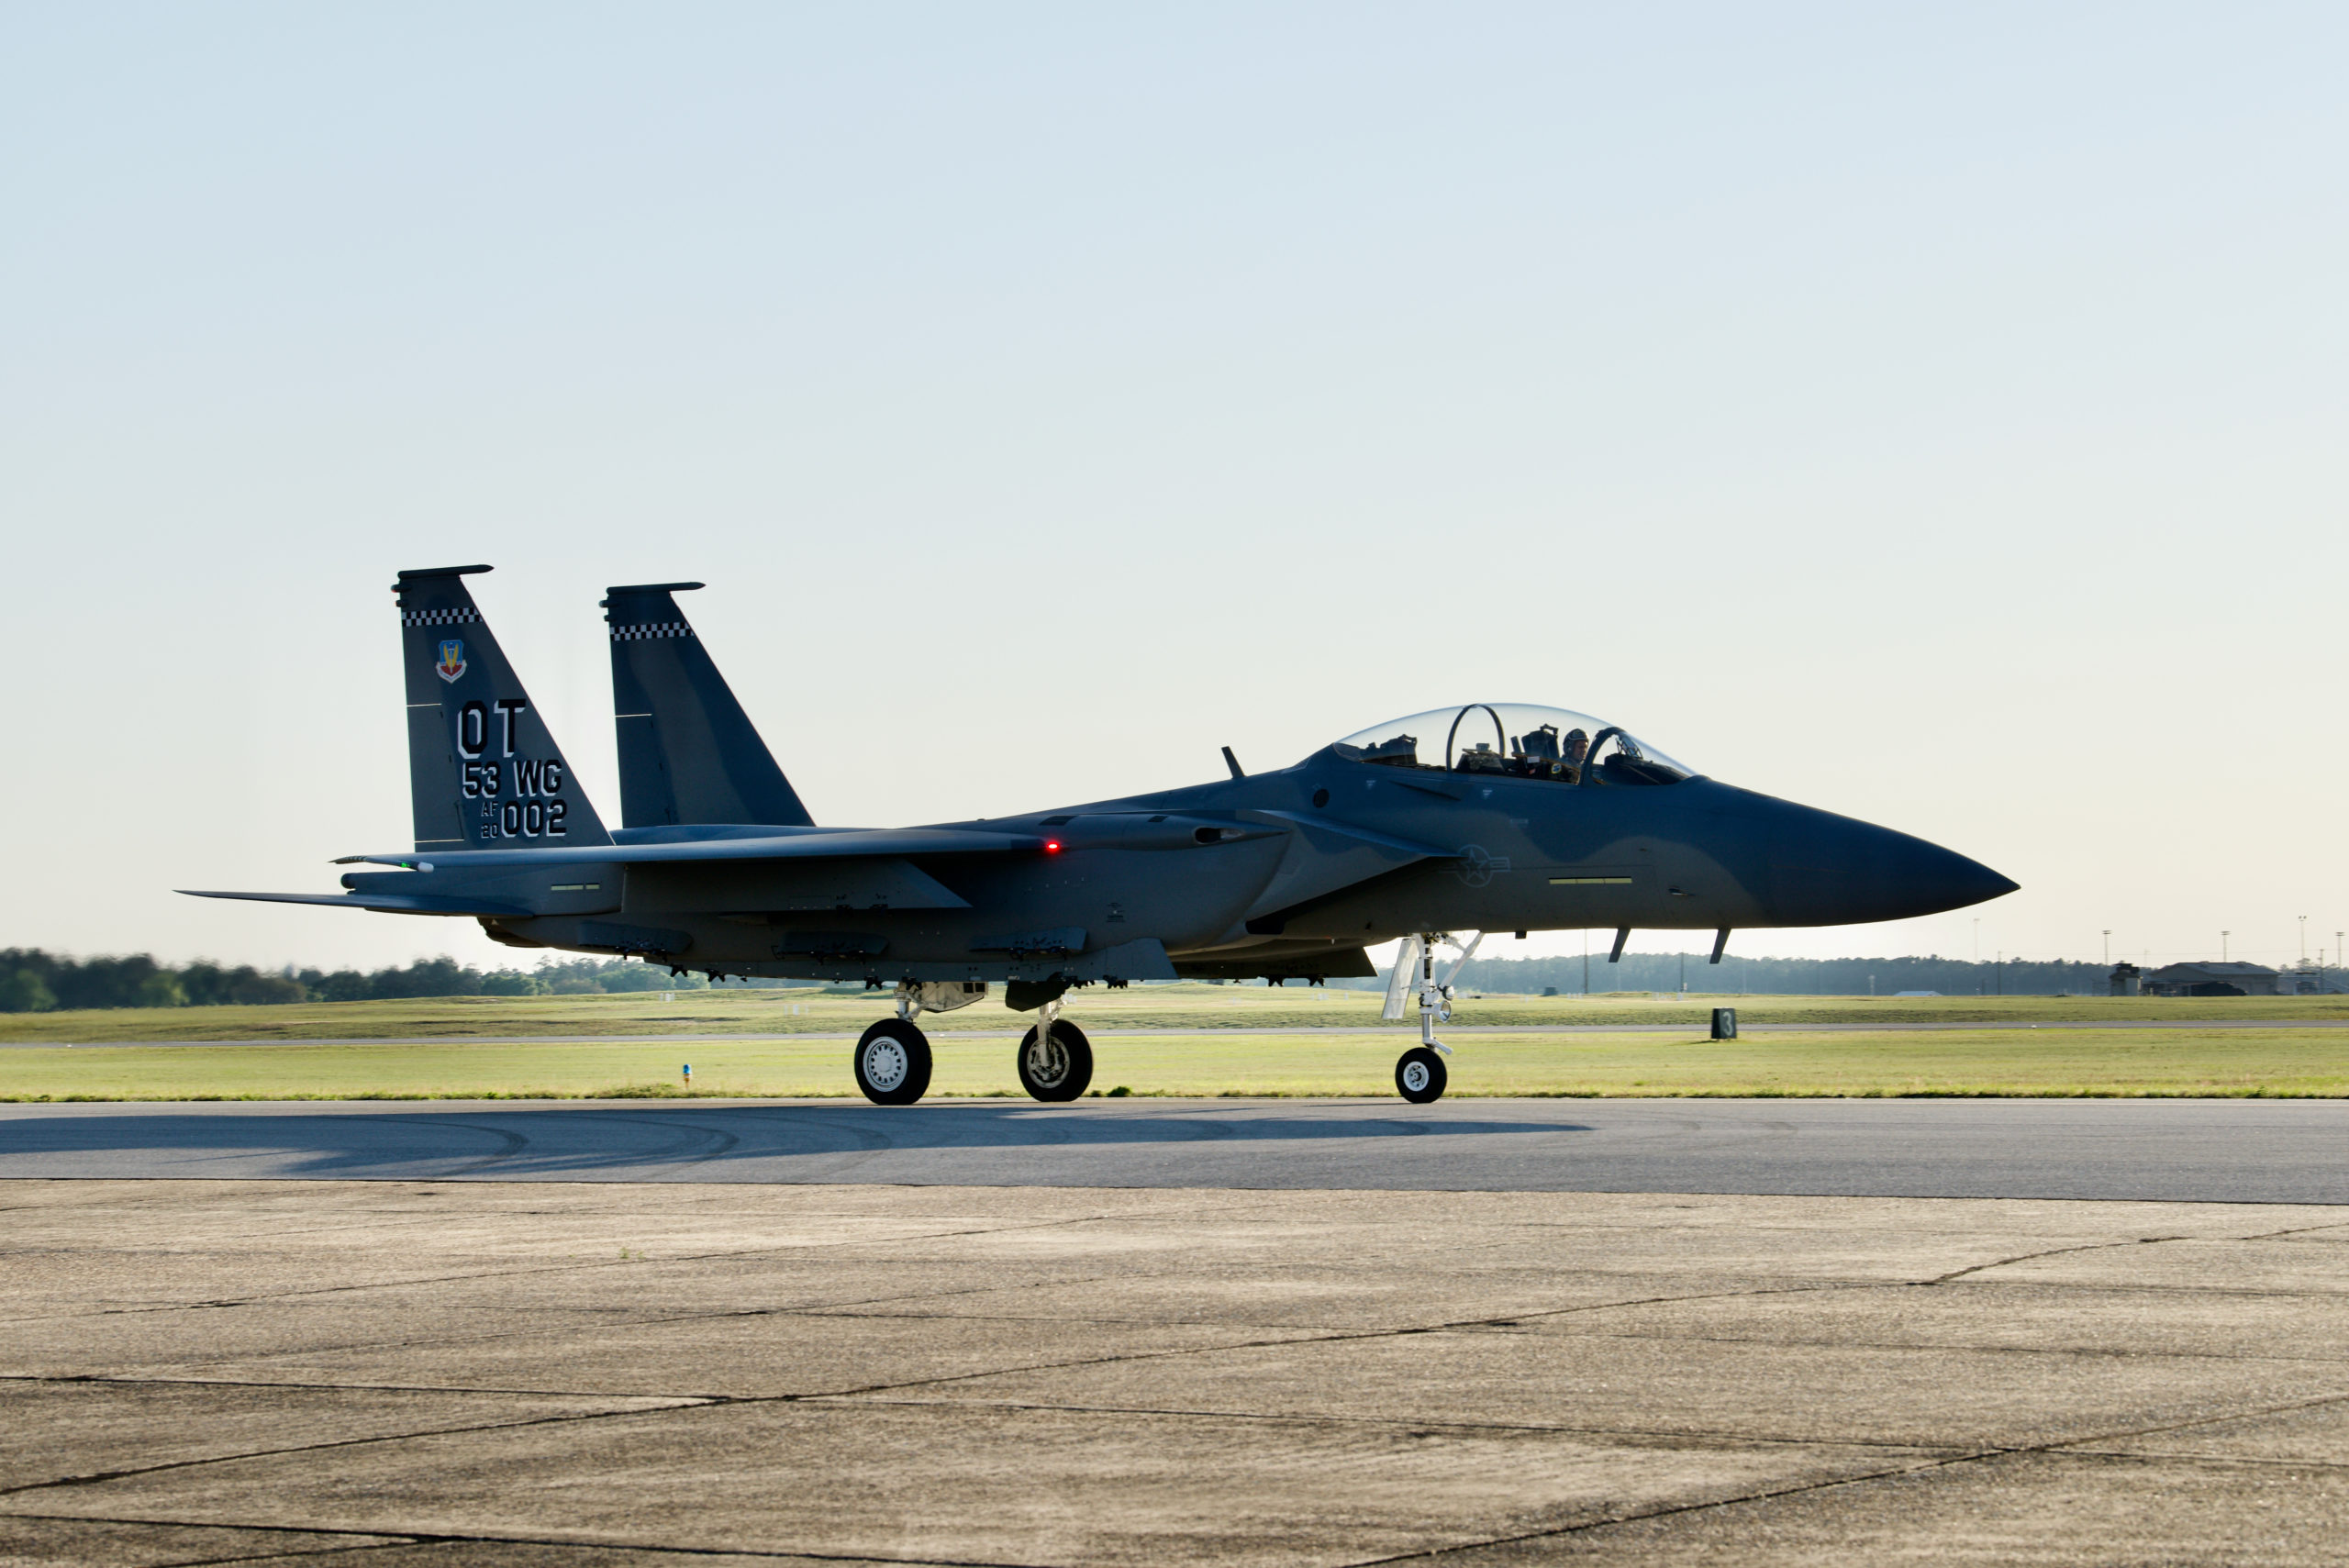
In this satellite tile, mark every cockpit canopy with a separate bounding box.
[1332,704,1696,786]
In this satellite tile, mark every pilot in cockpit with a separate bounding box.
[1508,724,1583,783]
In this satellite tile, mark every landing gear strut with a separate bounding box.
[1382,931,1481,1104]
[1017,997,1094,1101]
[852,986,934,1106]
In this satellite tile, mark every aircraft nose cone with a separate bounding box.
[1766,811,2018,925]
[1890,837,2019,918]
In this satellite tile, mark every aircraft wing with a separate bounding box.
[338,827,1049,872]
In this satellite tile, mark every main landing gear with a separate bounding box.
[852,981,1091,1106]
[1382,931,1483,1104]
[852,982,968,1106]
[1018,997,1094,1101]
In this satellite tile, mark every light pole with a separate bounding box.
[2300,916,2309,964]
[2222,930,2230,962]
[2102,930,2111,966]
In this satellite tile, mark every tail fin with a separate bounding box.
[395,565,611,852]
[602,583,813,828]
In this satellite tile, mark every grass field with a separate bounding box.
[5,982,2344,1044]
[2,985,2345,1100]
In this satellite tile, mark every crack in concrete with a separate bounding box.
[2243,1219,2349,1240]
[0,1207,1175,1329]
[1334,1385,2349,1564]
[0,1266,1164,1373]
[0,1510,1039,1566]
[1917,1234,2188,1285]
[0,1279,1854,1496]
[0,1397,719,1500]
[822,1392,1965,1451]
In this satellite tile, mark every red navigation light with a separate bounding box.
[1044,840,1063,853]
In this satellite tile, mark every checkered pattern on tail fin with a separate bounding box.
[393,566,611,852]
[601,582,812,829]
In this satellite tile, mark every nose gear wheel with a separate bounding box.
[1395,1045,1448,1104]
[1017,1018,1094,1101]
[853,1018,932,1106]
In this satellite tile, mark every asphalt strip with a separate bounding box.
[3,1095,2346,1202]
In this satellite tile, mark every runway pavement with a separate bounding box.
[4,1095,2348,1202]
[5,1176,2348,1563]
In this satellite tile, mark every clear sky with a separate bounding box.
[6,4,2343,977]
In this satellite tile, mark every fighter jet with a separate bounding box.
[188,565,2017,1106]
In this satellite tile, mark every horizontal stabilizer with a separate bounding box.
[179,889,532,917]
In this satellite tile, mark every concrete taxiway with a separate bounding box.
[5,1175,2349,1564]
[6,1101,2348,1562]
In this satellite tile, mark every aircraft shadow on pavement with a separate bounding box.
[0,1103,1586,1181]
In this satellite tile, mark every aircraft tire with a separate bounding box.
[1395,1047,1447,1104]
[853,1018,932,1106]
[1018,1019,1094,1102]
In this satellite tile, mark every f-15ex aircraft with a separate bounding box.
[190,565,2016,1106]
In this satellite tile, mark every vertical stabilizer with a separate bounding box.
[395,566,611,852]
[603,583,813,828]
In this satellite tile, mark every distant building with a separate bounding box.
[2141,962,2279,997]
[2108,962,2141,996]
[2278,962,2349,996]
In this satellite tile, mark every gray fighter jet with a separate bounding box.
[189,565,2016,1105]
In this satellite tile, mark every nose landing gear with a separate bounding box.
[1017,997,1094,1101]
[1382,931,1482,1103]
[1395,1046,1447,1103]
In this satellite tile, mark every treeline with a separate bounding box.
[2,944,2123,1013]
[1436,951,2110,995]
[0,950,774,1013]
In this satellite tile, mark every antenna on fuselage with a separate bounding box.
[1221,746,1245,779]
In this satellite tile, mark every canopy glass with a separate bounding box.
[1332,704,1695,786]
